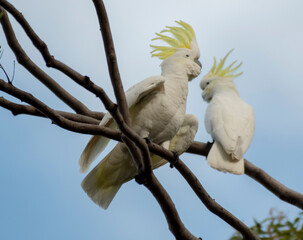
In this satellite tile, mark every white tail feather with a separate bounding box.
[207,141,244,175]
[79,118,115,173]
[81,151,122,209]
[81,143,137,209]
[79,135,111,173]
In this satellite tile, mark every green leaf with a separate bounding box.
[229,209,303,240]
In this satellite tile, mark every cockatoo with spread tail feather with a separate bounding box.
[200,50,254,175]
[79,21,201,209]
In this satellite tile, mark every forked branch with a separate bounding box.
[0,1,302,240]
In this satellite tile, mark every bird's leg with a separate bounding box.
[170,151,180,168]
[135,171,151,185]
[206,140,214,154]
[144,137,152,144]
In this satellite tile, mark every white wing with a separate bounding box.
[151,114,198,169]
[169,114,199,155]
[79,76,165,173]
[205,94,254,161]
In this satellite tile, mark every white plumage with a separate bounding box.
[200,50,254,174]
[168,114,199,155]
[79,21,201,209]
[151,114,199,169]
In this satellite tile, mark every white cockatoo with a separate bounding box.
[79,21,201,209]
[200,50,254,174]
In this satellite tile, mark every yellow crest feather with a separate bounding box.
[207,49,243,78]
[150,20,196,60]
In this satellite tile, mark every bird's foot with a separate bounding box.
[206,140,214,153]
[144,137,152,144]
[135,171,151,185]
[170,151,180,168]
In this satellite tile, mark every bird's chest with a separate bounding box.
[205,94,244,134]
[131,83,187,143]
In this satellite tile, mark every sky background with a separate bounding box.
[0,0,303,239]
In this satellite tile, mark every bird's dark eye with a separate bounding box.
[206,81,210,85]
[186,54,189,57]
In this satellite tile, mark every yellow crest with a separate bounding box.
[150,21,196,60]
[207,49,243,78]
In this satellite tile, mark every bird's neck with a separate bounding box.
[161,61,189,79]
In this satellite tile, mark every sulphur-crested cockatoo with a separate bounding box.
[200,50,254,175]
[79,21,201,209]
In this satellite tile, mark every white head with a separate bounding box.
[200,49,242,102]
[150,21,202,81]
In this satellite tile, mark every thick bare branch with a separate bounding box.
[0,77,200,239]
[0,78,120,138]
[186,141,303,210]
[245,161,303,210]
[1,1,302,239]
[145,173,201,240]
[122,136,200,240]
[92,0,130,125]
[1,0,140,169]
[148,142,259,240]
[175,160,259,240]
[0,96,101,124]
[2,85,302,213]
[0,8,93,115]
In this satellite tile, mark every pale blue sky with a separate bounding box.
[0,0,303,239]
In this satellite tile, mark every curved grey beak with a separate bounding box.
[195,59,202,69]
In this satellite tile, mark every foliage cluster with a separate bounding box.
[230,210,303,240]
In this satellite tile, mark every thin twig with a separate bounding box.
[0,63,10,83]
[0,0,102,119]
[0,8,93,116]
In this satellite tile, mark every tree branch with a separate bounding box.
[245,161,303,210]
[92,0,130,125]
[175,160,259,240]
[1,76,301,239]
[0,0,103,119]
[0,77,200,240]
[0,8,93,116]
[0,78,120,138]
[0,96,101,124]
[1,86,302,214]
[88,11,190,236]
[122,136,200,240]
[148,142,259,240]
[1,1,302,239]
[145,173,201,240]
[187,141,303,210]
[80,4,199,235]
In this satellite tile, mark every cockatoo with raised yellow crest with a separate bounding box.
[79,21,201,209]
[200,50,254,175]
